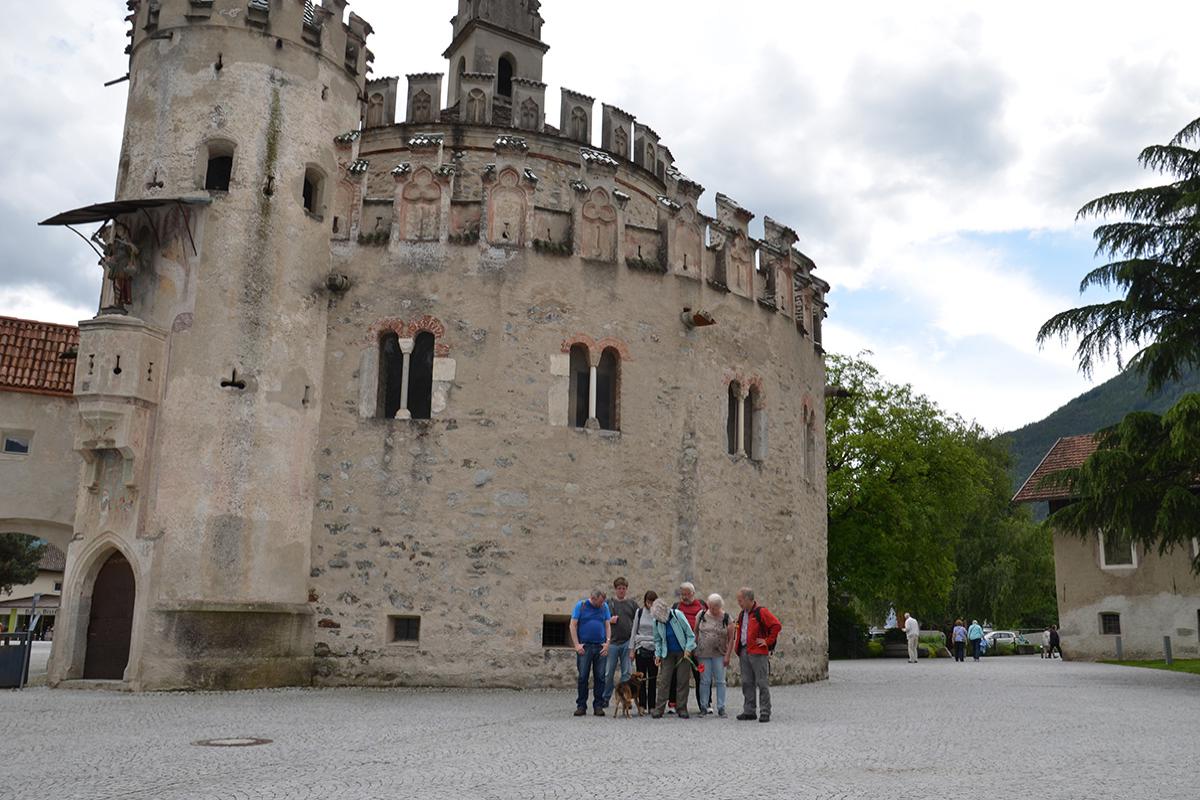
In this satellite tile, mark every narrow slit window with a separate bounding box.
[727,382,740,456]
[568,344,590,429]
[596,348,620,432]
[378,332,404,419]
[744,388,758,459]
[303,167,325,216]
[408,332,435,420]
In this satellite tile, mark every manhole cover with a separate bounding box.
[193,737,273,748]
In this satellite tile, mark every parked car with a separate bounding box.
[984,630,1028,647]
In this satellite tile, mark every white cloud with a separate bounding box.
[3,0,1197,430]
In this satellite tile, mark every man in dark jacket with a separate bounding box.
[734,587,782,723]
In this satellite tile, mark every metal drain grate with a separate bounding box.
[192,737,273,748]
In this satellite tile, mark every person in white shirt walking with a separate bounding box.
[903,613,920,663]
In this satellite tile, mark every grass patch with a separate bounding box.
[1101,659,1200,675]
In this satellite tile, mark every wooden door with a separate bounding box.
[82,553,135,680]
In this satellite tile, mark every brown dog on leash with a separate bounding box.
[612,671,646,719]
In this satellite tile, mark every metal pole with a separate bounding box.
[19,594,39,690]
[1163,636,1174,666]
[1115,635,1123,661]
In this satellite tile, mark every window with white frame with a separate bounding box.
[2,430,32,456]
[1099,531,1137,569]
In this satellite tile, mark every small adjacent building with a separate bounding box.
[1,546,66,637]
[1014,434,1200,660]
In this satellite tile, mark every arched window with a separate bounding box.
[409,331,435,420]
[568,344,590,429]
[378,332,404,419]
[596,348,620,432]
[497,54,515,98]
[202,140,235,192]
[727,381,741,455]
[744,387,759,459]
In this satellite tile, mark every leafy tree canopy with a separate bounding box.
[1038,117,1200,392]
[0,534,45,595]
[827,354,999,623]
[1039,116,1200,570]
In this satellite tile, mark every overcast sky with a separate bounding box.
[3,1,1198,431]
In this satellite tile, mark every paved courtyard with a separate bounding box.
[0,658,1194,800]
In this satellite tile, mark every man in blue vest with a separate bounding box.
[569,588,612,716]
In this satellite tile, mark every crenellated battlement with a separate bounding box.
[123,0,374,87]
[331,121,828,348]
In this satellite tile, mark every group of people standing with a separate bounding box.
[569,578,782,722]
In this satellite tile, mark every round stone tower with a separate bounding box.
[49,0,374,689]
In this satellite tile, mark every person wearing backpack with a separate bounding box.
[734,587,781,723]
[695,593,738,717]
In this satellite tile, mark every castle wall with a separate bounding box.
[46,0,831,691]
[51,0,372,690]
[307,125,829,688]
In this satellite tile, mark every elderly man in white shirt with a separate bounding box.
[903,613,920,663]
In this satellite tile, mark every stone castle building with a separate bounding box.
[32,0,830,690]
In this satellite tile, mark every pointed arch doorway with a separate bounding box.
[82,552,135,680]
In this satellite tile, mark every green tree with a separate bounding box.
[949,437,1057,628]
[826,354,995,636]
[1038,116,1200,391]
[0,534,45,595]
[1037,116,1200,568]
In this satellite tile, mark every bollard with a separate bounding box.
[1115,636,1123,661]
[1163,636,1173,666]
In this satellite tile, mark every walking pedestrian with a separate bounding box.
[903,613,921,663]
[695,593,737,717]
[1041,627,1051,658]
[967,619,985,661]
[734,587,782,723]
[1047,625,1064,659]
[951,619,967,663]
[650,598,697,719]
[601,577,638,709]
[569,589,611,717]
[630,590,659,712]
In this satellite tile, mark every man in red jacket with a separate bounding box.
[735,587,782,723]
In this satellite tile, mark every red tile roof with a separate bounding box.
[1012,434,1100,503]
[0,316,79,396]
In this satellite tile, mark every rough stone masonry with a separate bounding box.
[43,0,831,691]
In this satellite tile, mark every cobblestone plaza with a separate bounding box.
[1,659,1193,799]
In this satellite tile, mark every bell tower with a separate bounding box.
[445,0,549,102]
